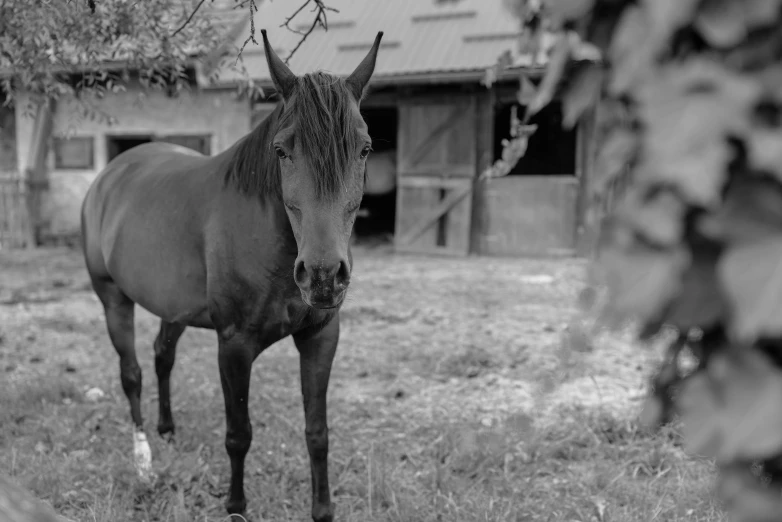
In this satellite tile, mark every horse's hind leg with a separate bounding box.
[91,277,151,478]
[153,320,186,438]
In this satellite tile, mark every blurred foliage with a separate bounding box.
[491,0,782,520]
[0,0,226,114]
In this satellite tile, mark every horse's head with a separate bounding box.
[261,30,382,309]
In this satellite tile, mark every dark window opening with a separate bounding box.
[354,106,399,245]
[156,135,211,155]
[493,100,576,175]
[107,134,211,163]
[53,136,95,170]
[107,135,152,162]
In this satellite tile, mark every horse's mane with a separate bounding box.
[222,71,362,200]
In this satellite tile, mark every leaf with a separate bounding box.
[636,61,760,205]
[719,464,782,522]
[543,0,595,26]
[680,349,782,462]
[748,127,782,181]
[593,128,637,194]
[610,0,699,94]
[714,348,782,462]
[642,0,701,41]
[696,0,782,47]
[526,33,570,118]
[678,371,723,457]
[517,73,538,105]
[609,6,655,94]
[598,243,690,324]
[698,175,782,245]
[665,236,726,330]
[719,237,782,340]
[562,63,604,129]
[695,0,749,47]
[617,189,686,246]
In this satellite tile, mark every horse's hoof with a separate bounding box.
[225,498,247,517]
[133,430,154,482]
[157,425,175,443]
[312,503,334,522]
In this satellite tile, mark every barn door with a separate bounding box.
[394,95,476,256]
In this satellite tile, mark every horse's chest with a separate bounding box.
[254,297,316,348]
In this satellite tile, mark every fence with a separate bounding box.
[0,176,34,249]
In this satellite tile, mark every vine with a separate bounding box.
[490,0,782,520]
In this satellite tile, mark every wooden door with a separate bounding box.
[394,95,477,256]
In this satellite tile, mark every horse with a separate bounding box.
[80,30,384,521]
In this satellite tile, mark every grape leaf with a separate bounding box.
[642,0,701,43]
[526,34,570,118]
[665,237,726,330]
[517,74,538,105]
[680,349,782,463]
[543,0,595,27]
[744,0,782,27]
[618,189,685,246]
[637,63,759,205]
[696,0,782,48]
[562,63,604,129]
[592,128,637,195]
[610,0,699,93]
[748,127,782,181]
[719,464,782,522]
[609,6,655,94]
[718,237,782,340]
[598,244,690,324]
[698,176,782,245]
[678,372,723,457]
[713,348,782,462]
[695,0,749,47]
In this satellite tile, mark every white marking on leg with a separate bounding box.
[133,430,153,481]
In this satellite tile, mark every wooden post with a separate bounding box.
[575,102,599,257]
[23,98,54,249]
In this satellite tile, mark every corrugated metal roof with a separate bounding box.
[211,0,545,86]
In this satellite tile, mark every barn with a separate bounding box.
[208,0,601,257]
[6,0,601,256]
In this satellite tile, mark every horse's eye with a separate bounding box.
[275,147,288,159]
[360,146,372,159]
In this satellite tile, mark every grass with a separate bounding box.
[0,246,725,521]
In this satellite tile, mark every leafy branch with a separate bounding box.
[1,0,336,110]
[494,0,782,520]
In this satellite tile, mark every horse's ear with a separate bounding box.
[346,31,383,102]
[261,29,296,100]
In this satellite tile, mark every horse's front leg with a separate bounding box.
[217,327,256,516]
[293,316,339,522]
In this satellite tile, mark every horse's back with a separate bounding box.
[82,142,217,326]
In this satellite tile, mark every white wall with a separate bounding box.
[15,84,251,236]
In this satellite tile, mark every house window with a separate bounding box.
[155,134,212,155]
[53,136,95,170]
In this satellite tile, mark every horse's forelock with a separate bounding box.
[292,72,361,199]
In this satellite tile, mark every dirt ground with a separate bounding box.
[0,245,722,521]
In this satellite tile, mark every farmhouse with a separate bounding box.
[5,0,600,256]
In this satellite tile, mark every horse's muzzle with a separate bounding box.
[294,259,350,309]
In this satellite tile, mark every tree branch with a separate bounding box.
[171,0,208,38]
[279,0,337,64]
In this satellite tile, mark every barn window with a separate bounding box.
[493,100,576,176]
[155,135,212,155]
[53,136,95,170]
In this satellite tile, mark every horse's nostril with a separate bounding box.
[294,259,309,287]
[335,260,350,288]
